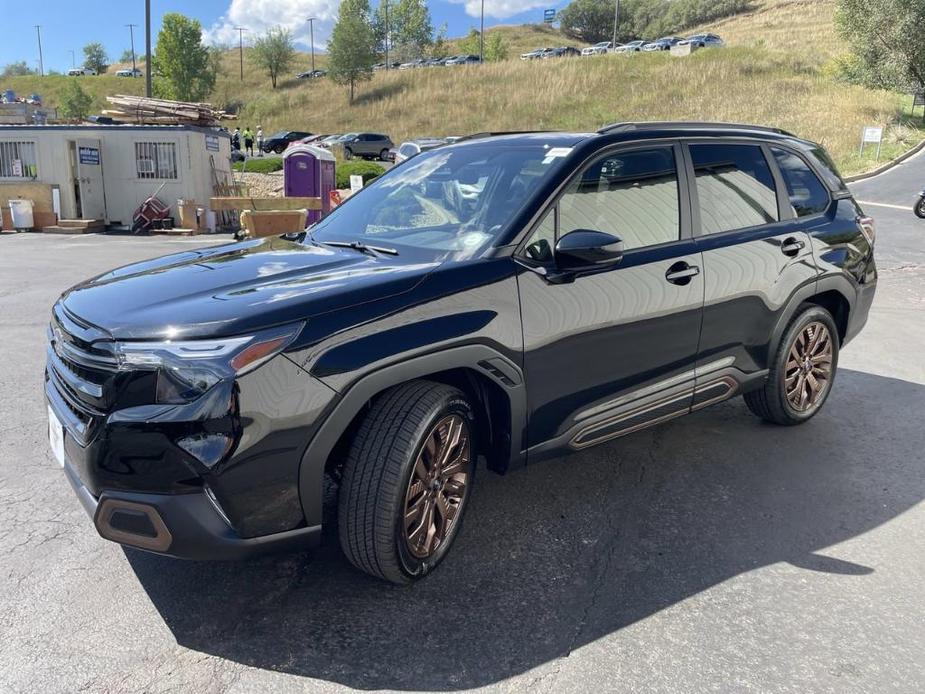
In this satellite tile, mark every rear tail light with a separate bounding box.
[858,215,876,246]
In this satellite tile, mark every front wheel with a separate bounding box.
[338,380,476,583]
[344,147,354,160]
[379,149,390,161]
[744,305,839,425]
[914,195,925,218]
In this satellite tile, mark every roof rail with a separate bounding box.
[454,130,546,143]
[597,121,795,137]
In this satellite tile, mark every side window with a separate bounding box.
[690,144,778,234]
[523,210,556,263]
[770,146,830,217]
[557,147,681,250]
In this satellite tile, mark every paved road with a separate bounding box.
[1,153,924,693]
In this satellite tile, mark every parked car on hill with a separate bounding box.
[297,69,327,79]
[47,122,876,584]
[262,130,313,154]
[394,137,449,164]
[544,47,581,58]
[115,68,143,77]
[317,134,344,148]
[520,47,554,60]
[581,41,616,56]
[399,59,427,70]
[679,33,725,48]
[612,40,647,53]
[424,57,446,67]
[445,55,481,66]
[67,67,97,76]
[340,132,394,161]
[289,134,327,148]
[643,36,686,51]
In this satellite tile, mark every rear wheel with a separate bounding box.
[380,149,390,161]
[344,147,354,160]
[914,196,925,218]
[338,380,476,583]
[745,305,839,425]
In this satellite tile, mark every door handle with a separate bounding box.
[781,237,806,256]
[665,261,700,285]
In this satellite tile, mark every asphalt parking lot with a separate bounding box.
[2,154,925,693]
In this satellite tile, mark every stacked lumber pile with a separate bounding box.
[104,95,235,126]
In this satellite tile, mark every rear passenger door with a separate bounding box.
[685,141,819,390]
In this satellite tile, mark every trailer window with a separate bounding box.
[0,141,38,178]
[135,142,178,180]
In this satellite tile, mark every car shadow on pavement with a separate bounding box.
[125,369,925,690]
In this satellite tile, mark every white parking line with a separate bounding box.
[856,200,911,211]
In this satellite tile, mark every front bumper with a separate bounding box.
[64,459,321,560]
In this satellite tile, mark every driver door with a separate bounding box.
[517,143,706,455]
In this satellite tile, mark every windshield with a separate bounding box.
[309,142,571,260]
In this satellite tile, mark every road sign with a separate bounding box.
[915,94,925,108]
[859,125,884,159]
[544,9,556,23]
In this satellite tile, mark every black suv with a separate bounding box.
[261,130,313,154]
[46,123,876,583]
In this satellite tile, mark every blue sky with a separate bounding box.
[0,0,570,73]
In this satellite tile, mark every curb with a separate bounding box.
[845,138,925,183]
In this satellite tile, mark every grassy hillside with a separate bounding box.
[2,0,921,174]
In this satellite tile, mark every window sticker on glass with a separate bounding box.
[542,147,573,164]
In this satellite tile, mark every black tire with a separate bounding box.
[379,149,390,161]
[914,196,925,219]
[744,305,840,425]
[344,147,354,160]
[338,380,477,583]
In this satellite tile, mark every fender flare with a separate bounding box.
[768,274,857,358]
[297,344,526,528]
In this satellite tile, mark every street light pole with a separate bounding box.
[306,17,316,73]
[479,0,484,63]
[126,24,138,72]
[35,26,44,76]
[384,1,389,70]
[235,27,246,81]
[69,50,76,68]
[611,0,620,48]
[144,0,152,97]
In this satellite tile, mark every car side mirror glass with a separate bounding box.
[554,229,624,276]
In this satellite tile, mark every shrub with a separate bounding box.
[233,157,284,173]
[336,161,385,188]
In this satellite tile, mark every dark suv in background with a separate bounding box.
[46,122,876,583]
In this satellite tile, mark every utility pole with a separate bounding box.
[69,50,76,68]
[306,17,316,73]
[384,1,389,69]
[35,26,44,76]
[611,0,620,48]
[235,27,246,81]
[479,0,484,63]
[126,23,138,72]
[145,0,152,97]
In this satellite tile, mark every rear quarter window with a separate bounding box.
[770,147,831,217]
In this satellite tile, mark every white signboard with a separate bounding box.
[349,175,364,193]
[11,159,22,177]
[862,126,883,144]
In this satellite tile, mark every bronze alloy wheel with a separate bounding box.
[402,414,471,560]
[784,321,834,412]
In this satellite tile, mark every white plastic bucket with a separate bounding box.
[9,199,34,229]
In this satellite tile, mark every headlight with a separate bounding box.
[114,323,303,403]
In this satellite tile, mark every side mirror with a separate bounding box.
[553,229,624,278]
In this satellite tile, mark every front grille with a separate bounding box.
[46,303,121,444]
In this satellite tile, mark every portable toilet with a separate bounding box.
[283,144,336,224]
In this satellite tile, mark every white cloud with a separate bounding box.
[203,0,341,49]
[451,0,550,20]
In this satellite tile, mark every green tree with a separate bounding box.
[558,0,620,44]
[82,42,109,74]
[836,0,925,120]
[119,49,136,63]
[1,61,36,78]
[485,33,509,62]
[328,0,378,102]
[373,0,434,62]
[431,23,449,58]
[60,80,93,120]
[252,27,295,88]
[457,28,480,55]
[152,13,216,102]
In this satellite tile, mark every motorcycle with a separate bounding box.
[915,188,925,218]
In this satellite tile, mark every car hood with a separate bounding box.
[60,236,438,340]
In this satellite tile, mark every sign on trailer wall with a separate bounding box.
[78,146,100,165]
[205,135,220,152]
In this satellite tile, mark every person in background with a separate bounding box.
[231,127,241,151]
[243,127,254,157]
[256,126,264,156]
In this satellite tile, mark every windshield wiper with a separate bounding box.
[320,240,399,256]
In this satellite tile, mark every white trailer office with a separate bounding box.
[0,124,232,226]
